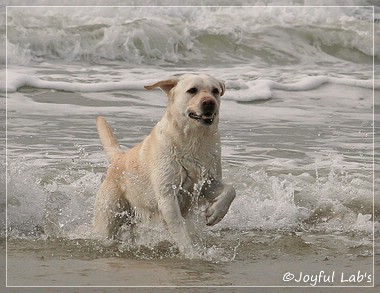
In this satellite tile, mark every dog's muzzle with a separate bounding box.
[188,97,217,125]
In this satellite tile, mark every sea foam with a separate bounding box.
[3,6,376,66]
[2,71,378,102]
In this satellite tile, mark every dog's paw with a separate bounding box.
[205,184,235,226]
[205,199,229,226]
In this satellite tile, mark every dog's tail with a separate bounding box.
[96,116,121,162]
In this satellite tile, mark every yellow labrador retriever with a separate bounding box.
[93,73,236,256]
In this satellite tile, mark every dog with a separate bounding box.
[93,73,236,256]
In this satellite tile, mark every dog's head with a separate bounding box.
[145,74,225,127]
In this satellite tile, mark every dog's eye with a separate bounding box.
[212,88,220,95]
[186,87,198,94]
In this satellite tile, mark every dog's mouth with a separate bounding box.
[188,112,216,125]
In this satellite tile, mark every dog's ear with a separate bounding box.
[219,80,226,97]
[144,79,178,96]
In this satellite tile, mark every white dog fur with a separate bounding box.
[93,73,236,256]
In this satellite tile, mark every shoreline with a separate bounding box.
[5,241,376,287]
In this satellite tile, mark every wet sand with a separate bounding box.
[4,239,377,288]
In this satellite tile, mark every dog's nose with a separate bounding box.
[201,97,216,112]
[202,98,216,107]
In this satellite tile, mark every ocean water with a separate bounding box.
[2,3,379,287]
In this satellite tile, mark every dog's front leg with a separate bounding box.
[203,179,236,226]
[158,194,196,257]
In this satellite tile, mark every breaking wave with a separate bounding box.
[4,6,377,66]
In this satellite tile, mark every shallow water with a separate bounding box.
[5,76,377,286]
[2,3,379,288]
[6,75,377,236]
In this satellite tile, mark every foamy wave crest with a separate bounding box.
[2,72,153,93]
[3,6,377,66]
[226,76,378,102]
[3,71,377,103]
